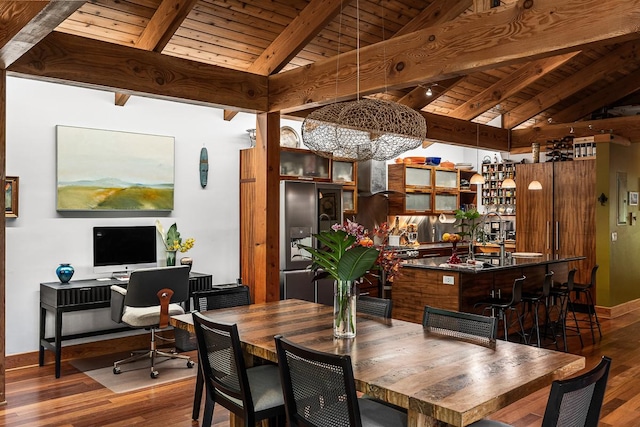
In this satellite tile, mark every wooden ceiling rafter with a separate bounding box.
[0,1,84,69]
[114,0,199,107]
[503,41,640,129]
[550,69,640,125]
[449,51,581,121]
[225,0,348,121]
[268,0,640,114]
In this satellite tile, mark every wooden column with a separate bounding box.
[0,69,6,403]
[239,112,280,303]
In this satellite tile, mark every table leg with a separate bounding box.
[55,309,63,378]
[408,409,452,427]
[39,306,46,366]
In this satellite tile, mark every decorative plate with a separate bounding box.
[280,126,300,148]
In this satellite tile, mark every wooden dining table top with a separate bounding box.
[171,299,585,427]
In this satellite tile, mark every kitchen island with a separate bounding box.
[392,254,584,324]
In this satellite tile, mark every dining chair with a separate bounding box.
[189,286,252,421]
[470,355,612,427]
[192,312,285,427]
[356,295,393,318]
[422,305,497,347]
[474,276,527,343]
[274,334,407,427]
[192,284,251,311]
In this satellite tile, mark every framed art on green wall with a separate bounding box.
[56,126,175,211]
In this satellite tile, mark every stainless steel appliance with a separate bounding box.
[280,181,342,305]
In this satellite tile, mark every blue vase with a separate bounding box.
[56,263,74,283]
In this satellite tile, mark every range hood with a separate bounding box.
[357,160,387,196]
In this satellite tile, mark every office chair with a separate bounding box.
[470,355,612,427]
[274,334,407,427]
[110,265,195,379]
[192,312,285,427]
[422,305,498,347]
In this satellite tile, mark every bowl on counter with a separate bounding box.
[425,157,441,166]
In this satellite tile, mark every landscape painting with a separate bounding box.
[56,126,175,211]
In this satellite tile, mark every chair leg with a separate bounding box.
[202,393,215,427]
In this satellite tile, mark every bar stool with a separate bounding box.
[474,276,527,343]
[571,265,602,343]
[548,269,583,352]
[520,272,557,348]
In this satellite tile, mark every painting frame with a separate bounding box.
[56,125,175,211]
[630,191,639,206]
[5,176,19,218]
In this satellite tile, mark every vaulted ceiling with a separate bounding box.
[2,0,640,151]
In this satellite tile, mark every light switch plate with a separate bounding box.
[612,232,618,242]
[443,275,455,285]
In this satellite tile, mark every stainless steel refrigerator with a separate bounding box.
[280,180,342,305]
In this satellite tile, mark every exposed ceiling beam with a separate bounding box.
[449,52,580,121]
[224,0,348,121]
[503,41,640,129]
[115,0,199,106]
[511,115,640,147]
[269,0,640,113]
[394,0,473,38]
[0,1,84,69]
[550,69,640,124]
[422,111,509,151]
[8,32,268,112]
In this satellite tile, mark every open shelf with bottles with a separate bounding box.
[481,161,516,211]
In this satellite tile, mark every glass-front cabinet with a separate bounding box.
[388,163,460,214]
[332,160,356,185]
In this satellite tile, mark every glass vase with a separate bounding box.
[166,250,177,266]
[334,280,356,338]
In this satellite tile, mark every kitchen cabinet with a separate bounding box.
[279,148,358,214]
[387,164,460,214]
[515,160,596,286]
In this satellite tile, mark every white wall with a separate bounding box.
[5,76,304,355]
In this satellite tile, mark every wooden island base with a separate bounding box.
[392,255,579,324]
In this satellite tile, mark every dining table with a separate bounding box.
[170,299,585,427]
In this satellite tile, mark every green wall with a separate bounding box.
[596,143,640,306]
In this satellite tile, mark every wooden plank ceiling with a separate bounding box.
[3,0,640,149]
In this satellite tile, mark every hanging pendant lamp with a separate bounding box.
[470,124,485,185]
[301,0,426,162]
[528,180,543,190]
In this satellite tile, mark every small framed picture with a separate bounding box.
[629,191,639,206]
[5,176,19,218]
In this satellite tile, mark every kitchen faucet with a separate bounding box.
[482,212,506,264]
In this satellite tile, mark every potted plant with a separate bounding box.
[454,208,483,259]
[298,220,379,338]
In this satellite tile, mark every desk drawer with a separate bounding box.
[57,286,111,307]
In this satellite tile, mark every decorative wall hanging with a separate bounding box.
[56,126,175,211]
[200,147,209,188]
[5,176,18,218]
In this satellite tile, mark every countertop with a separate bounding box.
[402,254,585,272]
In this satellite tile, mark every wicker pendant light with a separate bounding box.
[301,0,426,161]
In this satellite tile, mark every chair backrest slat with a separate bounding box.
[193,285,251,312]
[356,296,392,318]
[422,305,497,347]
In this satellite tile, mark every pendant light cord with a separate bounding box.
[356,0,360,101]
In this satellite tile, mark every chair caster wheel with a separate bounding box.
[187,360,195,368]
[113,367,121,375]
[151,371,159,379]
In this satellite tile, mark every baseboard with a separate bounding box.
[596,298,640,319]
[6,330,177,371]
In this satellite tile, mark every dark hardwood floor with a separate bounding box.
[1,310,638,426]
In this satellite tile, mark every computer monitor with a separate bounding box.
[93,226,157,276]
